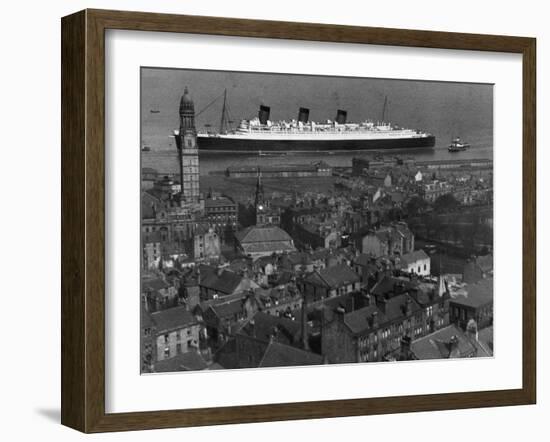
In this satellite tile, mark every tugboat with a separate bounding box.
[448,137,470,152]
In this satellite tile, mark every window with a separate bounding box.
[176,343,182,354]
[164,347,170,358]
[164,334,169,343]
[144,327,151,337]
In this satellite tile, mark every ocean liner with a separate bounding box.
[178,90,435,153]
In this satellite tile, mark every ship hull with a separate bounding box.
[197,135,435,152]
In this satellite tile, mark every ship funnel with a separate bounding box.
[298,107,310,124]
[258,105,270,125]
[335,109,347,124]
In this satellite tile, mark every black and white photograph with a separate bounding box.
[140,67,494,374]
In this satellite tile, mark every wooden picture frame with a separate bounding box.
[61,9,536,433]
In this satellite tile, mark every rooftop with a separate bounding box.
[381,293,422,322]
[205,197,237,208]
[141,278,169,292]
[411,325,476,359]
[343,305,386,334]
[304,264,360,289]
[451,278,493,308]
[153,351,207,372]
[235,226,293,244]
[151,306,198,334]
[238,312,302,344]
[209,298,246,319]
[400,249,430,266]
[258,342,323,368]
[199,270,244,295]
[240,241,296,254]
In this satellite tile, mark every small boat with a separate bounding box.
[141,146,151,152]
[150,109,160,114]
[448,137,470,152]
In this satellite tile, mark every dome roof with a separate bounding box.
[180,86,194,107]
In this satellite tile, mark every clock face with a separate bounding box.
[184,135,196,148]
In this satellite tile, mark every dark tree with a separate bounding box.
[433,193,460,212]
[406,196,428,217]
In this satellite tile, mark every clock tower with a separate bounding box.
[175,87,200,206]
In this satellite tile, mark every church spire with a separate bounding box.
[254,167,266,226]
[255,167,264,208]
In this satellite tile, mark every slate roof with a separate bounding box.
[199,270,243,295]
[354,253,374,267]
[238,312,302,344]
[141,191,163,218]
[213,338,239,370]
[210,298,245,319]
[343,305,386,334]
[141,309,154,329]
[151,306,198,334]
[153,351,207,372]
[205,197,236,208]
[411,325,476,359]
[235,226,293,244]
[142,278,169,292]
[370,275,413,298]
[451,278,493,308]
[304,264,360,289]
[400,249,430,266]
[258,342,323,368]
[382,293,422,322]
[241,241,296,254]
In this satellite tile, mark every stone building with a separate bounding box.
[141,277,179,312]
[199,269,259,301]
[142,231,162,270]
[150,306,201,362]
[398,249,431,276]
[193,226,221,261]
[301,264,361,305]
[234,225,296,260]
[450,278,493,330]
[321,276,450,363]
[204,196,238,240]
[361,222,414,257]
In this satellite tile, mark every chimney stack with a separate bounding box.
[297,107,310,124]
[466,319,479,342]
[335,109,347,124]
[335,306,346,321]
[258,105,270,125]
[405,297,413,316]
[448,335,460,358]
[399,336,412,360]
[371,310,379,328]
[377,297,387,314]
